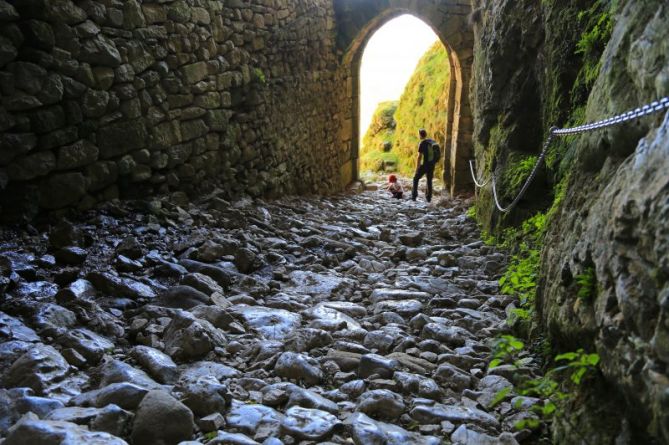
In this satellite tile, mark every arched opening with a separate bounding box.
[340,6,472,196]
[357,15,446,183]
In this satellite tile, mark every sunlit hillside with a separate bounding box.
[359,42,450,178]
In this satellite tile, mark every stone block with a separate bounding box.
[80,35,121,67]
[180,119,208,142]
[8,151,55,180]
[194,92,221,109]
[30,106,66,134]
[181,62,208,84]
[98,120,147,158]
[85,160,118,192]
[152,120,182,148]
[0,133,37,165]
[0,35,17,67]
[142,4,167,24]
[57,140,99,170]
[40,172,87,209]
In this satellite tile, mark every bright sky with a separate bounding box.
[360,15,439,144]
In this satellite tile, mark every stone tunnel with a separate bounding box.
[335,0,475,196]
[0,0,474,222]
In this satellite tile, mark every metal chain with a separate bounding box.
[552,96,669,135]
[469,160,489,187]
[490,131,556,213]
[470,96,669,213]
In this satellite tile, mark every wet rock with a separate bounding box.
[182,272,224,295]
[130,345,178,384]
[304,303,361,330]
[180,259,233,288]
[115,255,143,272]
[198,412,224,432]
[179,361,240,382]
[356,389,405,420]
[55,279,97,304]
[434,363,475,391]
[363,330,398,354]
[4,415,128,445]
[233,305,301,341]
[398,231,423,246]
[358,353,399,379]
[54,246,88,265]
[370,288,431,304]
[284,384,339,414]
[320,301,367,318]
[281,406,342,441]
[421,323,469,347]
[393,371,441,399]
[96,359,161,390]
[73,382,148,410]
[288,270,348,298]
[234,247,258,273]
[411,403,499,429]
[33,303,77,335]
[131,390,194,445]
[374,299,423,318]
[45,404,132,437]
[163,310,226,361]
[116,237,143,260]
[157,285,209,309]
[87,271,156,300]
[59,328,114,364]
[451,425,519,445]
[264,292,312,311]
[190,305,237,331]
[207,431,260,445]
[285,328,333,352]
[345,412,440,445]
[275,352,323,386]
[226,399,283,440]
[12,392,65,419]
[477,375,514,408]
[0,312,40,342]
[3,344,70,395]
[178,376,231,417]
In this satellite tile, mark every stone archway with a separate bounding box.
[335,0,474,196]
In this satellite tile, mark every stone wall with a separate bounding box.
[471,0,669,442]
[0,0,352,222]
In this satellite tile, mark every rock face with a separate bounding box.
[470,0,669,443]
[0,0,353,221]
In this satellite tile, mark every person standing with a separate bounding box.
[411,128,440,202]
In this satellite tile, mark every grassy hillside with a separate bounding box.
[360,101,399,173]
[359,42,450,178]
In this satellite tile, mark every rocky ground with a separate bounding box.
[0,182,544,444]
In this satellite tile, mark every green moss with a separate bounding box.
[573,0,614,96]
[501,153,539,196]
[360,101,399,172]
[576,267,597,301]
[253,67,266,84]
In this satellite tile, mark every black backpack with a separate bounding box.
[425,139,441,164]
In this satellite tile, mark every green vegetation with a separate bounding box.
[488,332,601,432]
[576,267,596,301]
[360,101,399,173]
[500,154,538,200]
[573,0,614,98]
[359,42,450,177]
[253,67,266,84]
